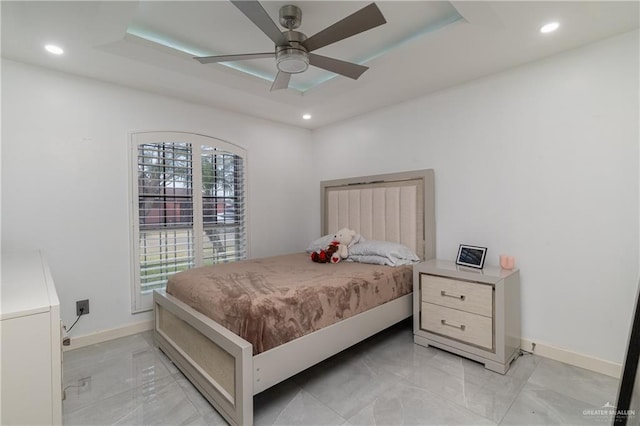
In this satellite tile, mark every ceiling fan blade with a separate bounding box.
[230,1,289,47]
[302,3,386,52]
[195,52,274,64]
[308,53,369,80]
[270,71,291,91]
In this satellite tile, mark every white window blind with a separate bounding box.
[130,132,247,312]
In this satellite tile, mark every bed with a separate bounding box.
[153,169,436,425]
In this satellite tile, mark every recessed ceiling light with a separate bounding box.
[45,44,64,55]
[302,114,312,120]
[540,22,559,34]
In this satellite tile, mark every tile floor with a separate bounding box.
[62,321,620,425]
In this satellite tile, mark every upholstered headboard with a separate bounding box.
[321,170,435,260]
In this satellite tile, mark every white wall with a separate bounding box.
[1,60,315,336]
[311,30,639,364]
[2,30,638,366]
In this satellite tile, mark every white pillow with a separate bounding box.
[348,254,419,267]
[347,255,390,266]
[305,234,333,253]
[305,232,363,253]
[348,240,420,265]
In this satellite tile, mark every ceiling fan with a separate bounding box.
[194,1,387,91]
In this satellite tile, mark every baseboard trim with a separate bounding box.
[521,338,621,378]
[64,319,154,351]
[62,322,622,378]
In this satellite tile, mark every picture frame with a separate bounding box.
[456,244,487,269]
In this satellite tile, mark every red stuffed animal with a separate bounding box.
[310,241,339,263]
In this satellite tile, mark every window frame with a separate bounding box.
[129,131,248,313]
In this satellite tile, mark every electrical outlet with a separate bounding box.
[78,377,91,393]
[76,299,90,316]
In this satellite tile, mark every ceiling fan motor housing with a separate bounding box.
[276,31,309,74]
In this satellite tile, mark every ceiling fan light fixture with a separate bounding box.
[45,44,64,55]
[276,48,309,74]
[540,22,559,34]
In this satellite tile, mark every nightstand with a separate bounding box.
[413,259,521,374]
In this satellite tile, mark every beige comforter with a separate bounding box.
[166,253,413,354]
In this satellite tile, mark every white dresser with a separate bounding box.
[1,251,62,425]
[413,259,521,374]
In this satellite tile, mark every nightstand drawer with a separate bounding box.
[421,274,493,317]
[421,302,493,350]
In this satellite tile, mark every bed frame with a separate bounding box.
[153,169,436,425]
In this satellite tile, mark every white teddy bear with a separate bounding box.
[330,228,357,263]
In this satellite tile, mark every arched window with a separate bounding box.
[130,132,247,312]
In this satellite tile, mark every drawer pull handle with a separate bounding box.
[441,290,465,301]
[441,319,466,331]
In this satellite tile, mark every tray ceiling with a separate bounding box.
[1,1,638,129]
